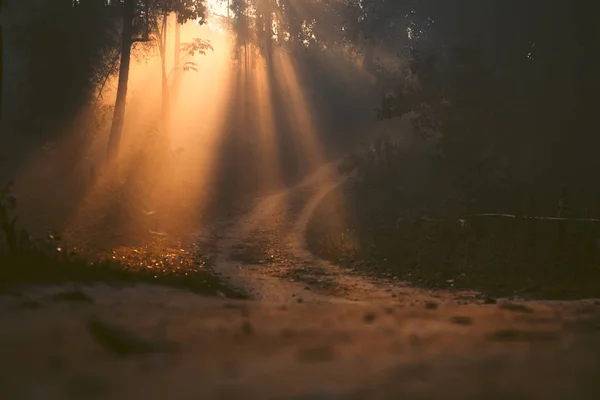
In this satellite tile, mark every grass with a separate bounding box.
[307,182,600,301]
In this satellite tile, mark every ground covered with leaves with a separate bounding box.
[307,179,600,301]
[0,216,245,298]
[0,243,246,299]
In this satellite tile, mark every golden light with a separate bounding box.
[272,50,324,171]
[63,18,236,247]
[11,3,367,260]
[248,55,282,192]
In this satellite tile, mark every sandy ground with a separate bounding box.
[2,286,600,400]
[2,163,600,399]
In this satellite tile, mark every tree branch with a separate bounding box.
[132,37,154,43]
[95,53,121,103]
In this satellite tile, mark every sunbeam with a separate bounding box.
[272,49,323,173]
[63,20,235,250]
[9,0,369,264]
[3,3,599,397]
[270,48,350,237]
[248,54,283,192]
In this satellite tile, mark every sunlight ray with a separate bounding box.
[63,22,235,247]
[272,49,324,171]
[249,54,283,192]
[271,49,349,233]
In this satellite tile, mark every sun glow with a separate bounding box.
[203,0,230,33]
[208,0,229,15]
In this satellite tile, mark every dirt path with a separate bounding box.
[208,162,481,306]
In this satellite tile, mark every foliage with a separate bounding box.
[299,1,595,298]
[178,37,213,72]
[132,0,207,39]
[227,0,363,59]
[181,37,213,56]
[8,0,121,134]
[355,1,586,210]
[151,0,207,24]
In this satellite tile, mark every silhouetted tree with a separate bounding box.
[0,0,4,122]
[361,0,586,212]
[106,0,135,161]
[1,0,118,135]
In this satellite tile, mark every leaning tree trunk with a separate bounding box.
[106,0,134,161]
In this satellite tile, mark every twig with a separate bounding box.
[132,37,154,43]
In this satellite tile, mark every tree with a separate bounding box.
[0,0,4,122]
[153,1,207,142]
[172,12,181,104]
[156,11,172,139]
[106,0,135,162]
[106,0,208,161]
[360,0,590,213]
[0,0,119,140]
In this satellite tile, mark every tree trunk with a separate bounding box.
[158,13,171,139]
[0,0,4,122]
[172,13,181,105]
[106,0,134,161]
[0,13,3,122]
[264,3,273,64]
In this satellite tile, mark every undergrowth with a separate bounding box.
[307,141,600,301]
[0,181,246,298]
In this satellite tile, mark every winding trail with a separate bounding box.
[208,161,481,306]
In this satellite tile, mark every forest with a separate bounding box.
[0,0,597,297]
[3,2,600,399]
